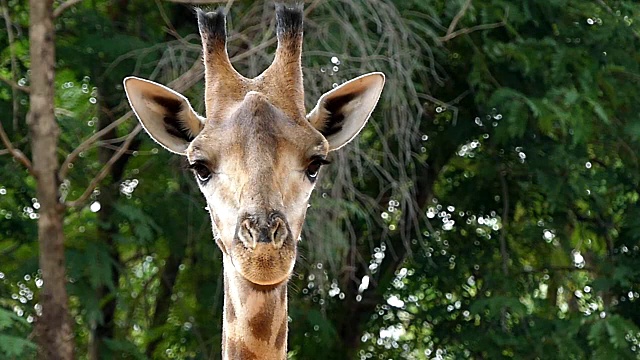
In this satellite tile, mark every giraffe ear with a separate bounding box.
[307,72,385,151]
[124,77,205,155]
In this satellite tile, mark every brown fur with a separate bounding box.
[248,305,274,342]
[224,275,237,323]
[223,268,289,360]
[192,92,323,358]
[197,5,305,124]
[227,338,258,360]
[191,5,319,360]
[274,317,287,351]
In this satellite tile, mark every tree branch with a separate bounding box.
[0,242,20,257]
[0,119,35,176]
[440,6,508,43]
[65,124,142,208]
[1,0,21,130]
[59,111,132,180]
[0,75,30,93]
[595,0,614,15]
[53,0,83,18]
[522,266,595,274]
[446,0,472,37]
[440,20,506,42]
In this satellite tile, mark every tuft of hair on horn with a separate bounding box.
[196,7,227,52]
[275,3,303,42]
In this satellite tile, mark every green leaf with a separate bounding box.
[0,334,36,357]
[0,308,27,332]
[584,97,610,124]
[606,315,640,350]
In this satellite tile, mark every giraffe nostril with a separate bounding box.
[271,217,288,249]
[237,212,289,248]
[238,219,256,249]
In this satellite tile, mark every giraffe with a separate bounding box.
[123,4,384,359]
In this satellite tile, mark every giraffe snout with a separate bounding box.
[236,211,289,249]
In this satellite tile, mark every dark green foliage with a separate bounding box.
[0,308,36,357]
[360,0,640,359]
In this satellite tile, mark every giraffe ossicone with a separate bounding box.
[124,3,384,359]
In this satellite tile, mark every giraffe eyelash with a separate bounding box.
[309,156,331,165]
[188,161,213,182]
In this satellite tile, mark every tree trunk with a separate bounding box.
[27,0,74,359]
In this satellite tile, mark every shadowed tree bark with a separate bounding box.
[28,0,74,358]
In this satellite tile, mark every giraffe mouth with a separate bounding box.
[228,236,297,286]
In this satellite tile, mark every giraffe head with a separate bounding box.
[123,5,384,287]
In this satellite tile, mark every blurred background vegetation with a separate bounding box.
[1,0,640,359]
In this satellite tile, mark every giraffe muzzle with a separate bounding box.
[230,211,296,286]
[236,211,290,250]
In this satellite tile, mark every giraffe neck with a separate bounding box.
[222,256,288,360]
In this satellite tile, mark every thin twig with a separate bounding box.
[53,0,83,18]
[0,118,35,176]
[224,0,235,14]
[59,111,133,180]
[446,0,472,37]
[0,76,30,93]
[440,21,505,42]
[304,0,323,15]
[521,266,595,274]
[595,0,614,15]
[155,0,177,36]
[0,243,20,257]
[1,0,20,130]
[65,124,142,208]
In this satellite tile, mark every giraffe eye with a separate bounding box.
[305,157,330,181]
[189,161,212,183]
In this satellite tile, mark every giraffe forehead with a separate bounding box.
[191,96,328,162]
